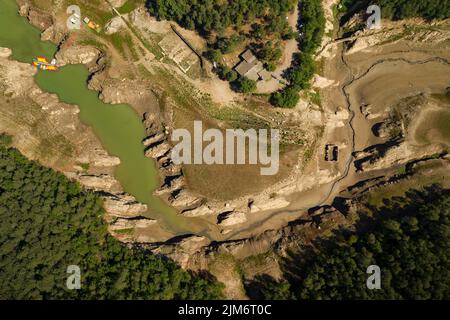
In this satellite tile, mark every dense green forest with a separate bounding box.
[147,0,296,94]
[0,143,223,299]
[378,0,450,20]
[271,0,325,108]
[146,0,295,35]
[250,185,450,299]
[343,0,450,20]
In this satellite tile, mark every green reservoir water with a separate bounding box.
[0,0,207,236]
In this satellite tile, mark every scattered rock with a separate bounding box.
[41,24,66,44]
[145,141,171,159]
[181,205,214,217]
[152,235,211,268]
[312,75,338,89]
[78,174,118,191]
[90,149,121,167]
[0,47,12,58]
[105,16,126,35]
[143,132,165,147]
[56,45,101,67]
[109,217,156,231]
[27,6,53,31]
[218,211,247,227]
[250,198,290,213]
[155,175,186,195]
[103,194,148,218]
[169,189,202,209]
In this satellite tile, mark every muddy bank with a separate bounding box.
[0,47,153,230]
[3,1,449,290]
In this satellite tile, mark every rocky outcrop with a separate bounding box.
[249,197,290,213]
[55,45,101,67]
[155,174,186,195]
[356,141,443,172]
[372,121,396,139]
[169,189,203,209]
[181,205,214,217]
[109,217,156,230]
[0,46,154,243]
[89,149,121,167]
[0,48,12,58]
[77,174,120,191]
[103,194,148,218]
[109,217,157,243]
[19,4,53,31]
[144,141,171,159]
[143,132,165,147]
[151,235,211,268]
[105,16,126,35]
[41,25,65,44]
[344,19,450,55]
[217,211,247,227]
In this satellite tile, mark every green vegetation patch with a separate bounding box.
[251,185,450,299]
[271,0,325,108]
[0,146,224,299]
[413,109,450,146]
[147,0,297,93]
[375,0,450,20]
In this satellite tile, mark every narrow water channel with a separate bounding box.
[0,0,209,236]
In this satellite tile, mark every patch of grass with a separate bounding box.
[414,110,450,146]
[117,0,140,14]
[108,32,128,56]
[113,228,134,235]
[308,91,322,107]
[0,133,12,147]
[315,58,326,77]
[367,167,450,207]
[77,37,106,50]
[78,162,90,171]
[397,166,407,175]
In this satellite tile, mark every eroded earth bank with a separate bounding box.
[1,0,449,298]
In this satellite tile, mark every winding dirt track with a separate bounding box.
[223,47,450,240]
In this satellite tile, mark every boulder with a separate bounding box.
[78,174,117,190]
[169,189,202,208]
[109,217,156,231]
[55,46,101,67]
[27,7,53,31]
[103,194,148,218]
[152,235,211,268]
[145,142,171,159]
[90,149,121,167]
[0,47,12,58]
[182,205,214,217]
[218,211,247,227]
[250,198,290,213]
[154,176,186,195]
[41,25,65,44]
[143,132,165,147]
[105,16,126,35]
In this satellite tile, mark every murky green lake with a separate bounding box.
[0,0,207,236]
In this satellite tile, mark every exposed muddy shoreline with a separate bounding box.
[1,0,449,284]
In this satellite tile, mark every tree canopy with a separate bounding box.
[271,0,325,108]
[0,145,224,299]
[375,0,449,20]
[254,185,450,299]
[147,0,296,35]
